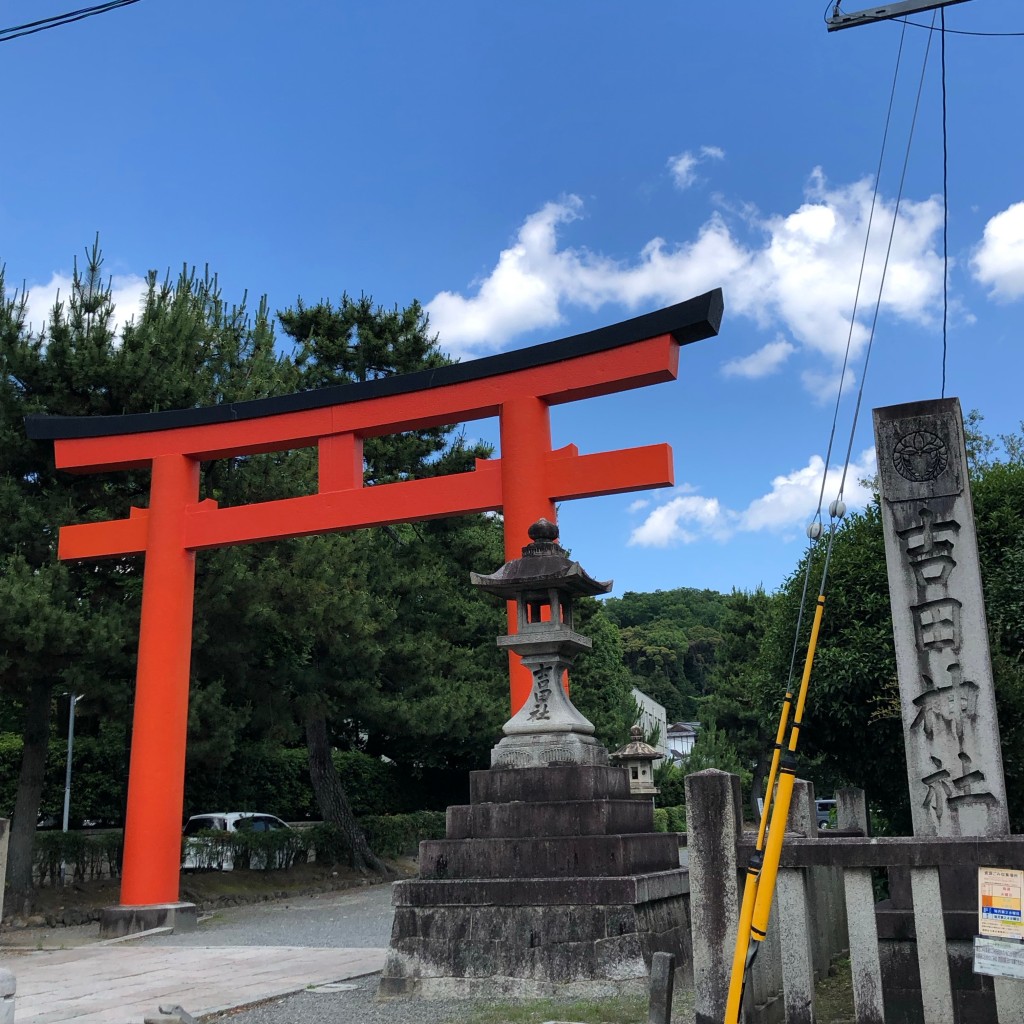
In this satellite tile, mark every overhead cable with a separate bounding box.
[0,0,142,44]
[940,8,949,398]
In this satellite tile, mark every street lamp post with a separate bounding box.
[61,693,84,834]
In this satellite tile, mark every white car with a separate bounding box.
[181,812,293,870]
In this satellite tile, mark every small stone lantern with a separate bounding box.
[611,726,662,797]
[471,518,612,769]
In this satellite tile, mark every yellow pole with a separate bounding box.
[748,595,825,947]
[723,685,795,1024]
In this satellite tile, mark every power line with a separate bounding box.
[0,0,142,44]
[898,19,1024,36]
[940,9,949,399]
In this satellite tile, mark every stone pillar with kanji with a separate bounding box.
[874,397,1009,839]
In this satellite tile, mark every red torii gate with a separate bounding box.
[26,289,722,920]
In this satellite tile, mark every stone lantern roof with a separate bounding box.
[611,726,662,765]
[469,519,611,600]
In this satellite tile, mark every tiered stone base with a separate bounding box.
[379,765,690,999]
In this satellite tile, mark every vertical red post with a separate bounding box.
[499,396,557,714]
[120,454,199,906]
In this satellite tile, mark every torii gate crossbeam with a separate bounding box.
[25,289,722,925]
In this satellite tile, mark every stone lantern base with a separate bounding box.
[490,731,609,769]
[378,764,691,999]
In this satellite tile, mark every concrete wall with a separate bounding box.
[632,688,668,759]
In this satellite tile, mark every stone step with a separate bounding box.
[469,765,631,804]
[418,833,680,880]
[391,868,689,907]
[446,799,653,839]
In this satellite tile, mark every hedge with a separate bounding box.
[652,805,686,833]
[30,810,447,885]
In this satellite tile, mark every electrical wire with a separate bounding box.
[837,10,937,507]
[940,8,949,399]
[783,19,907,694]
[898,19,1024,37]
[0,0,142,44]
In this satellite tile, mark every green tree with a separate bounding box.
[755,506,908,826]
[684,720,752,790]
[700,588,774,794]
[568,597,638,751]
[234,294,508,870]
[1,244,287,908]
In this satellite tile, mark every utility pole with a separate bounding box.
[827,0,971,32]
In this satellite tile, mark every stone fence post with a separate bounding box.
[835,787,867,834]
[0,819,8,924]
[685,768,743,1024]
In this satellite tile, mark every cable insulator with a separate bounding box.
[807,522,823,540]
[829,499,847,519]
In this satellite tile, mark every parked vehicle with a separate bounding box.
[181,811,293,870]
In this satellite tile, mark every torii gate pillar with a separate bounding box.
[26,290,723,933]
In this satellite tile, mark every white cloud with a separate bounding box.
[22,271,149,338]
[740,448,875,532]
[628,448,877,548]
[799,365,857,405]
[971,202,1024,300]
[426,166,945,385]
[426,198,584,354]
[667,145,725,190]
[722,336,795,379]
[627,498,650,513]
[628,493,734,547]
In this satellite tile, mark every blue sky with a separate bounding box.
[3,1,1022,598]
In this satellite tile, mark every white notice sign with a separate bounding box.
[978,866,1024,939]
[974,936,1024,981]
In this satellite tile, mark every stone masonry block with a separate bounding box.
[445,798,653,839]
[392,869,687,908]
[469,765,631,804]
[417,833,679,880]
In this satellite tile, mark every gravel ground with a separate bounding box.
[208,977,491,1024]
[147,881,396,949]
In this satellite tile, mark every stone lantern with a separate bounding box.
[611,725,662,797]
[470,518,612,769]
[380,516,693,999]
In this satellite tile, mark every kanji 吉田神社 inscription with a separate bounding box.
[874,398,1009,839]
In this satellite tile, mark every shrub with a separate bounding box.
[32,829,121,885]
[666,805,687,832]
[306,811,446,863]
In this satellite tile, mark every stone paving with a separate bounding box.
[1,944,386,1023]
